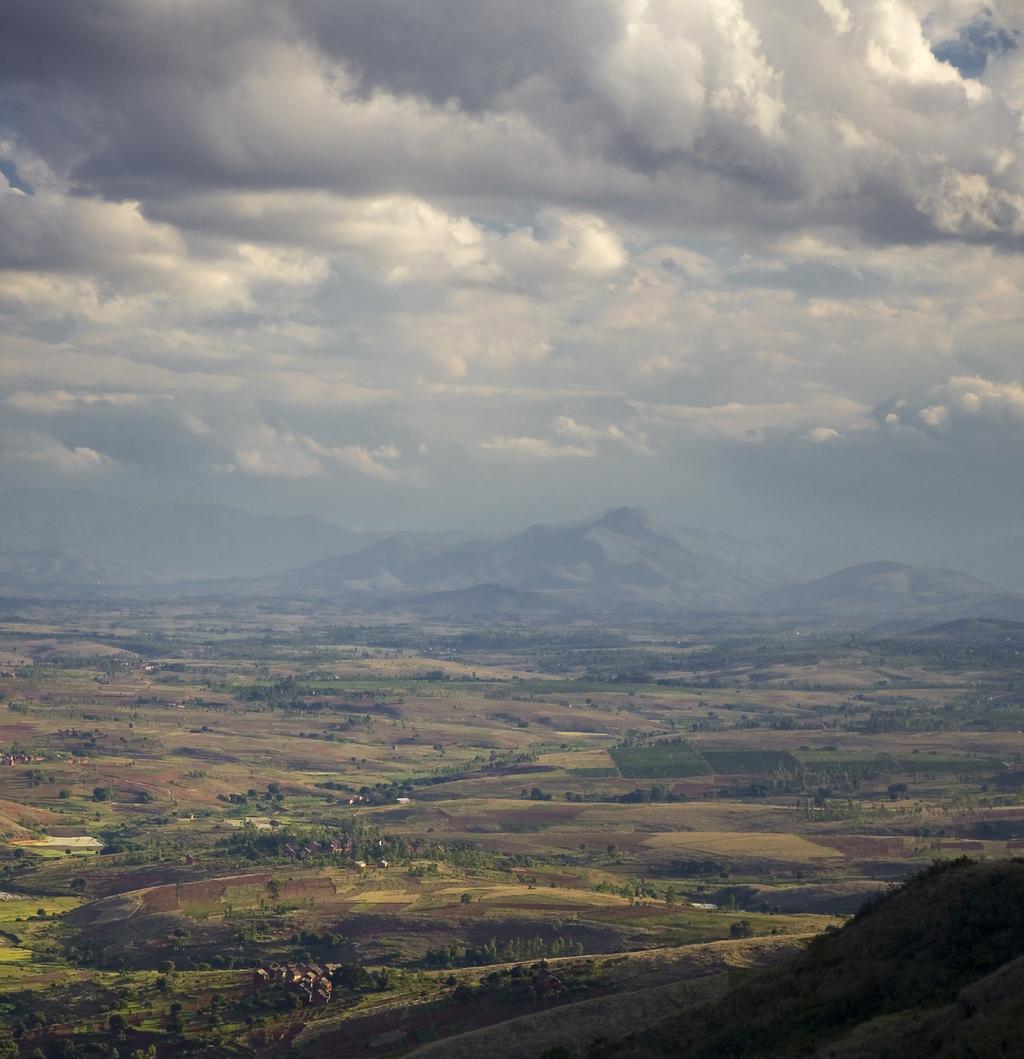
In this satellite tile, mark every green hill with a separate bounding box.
[597,857,1024,1059]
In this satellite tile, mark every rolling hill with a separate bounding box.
[908,616,1024,640]
[0,547,160,590]
[0,488,371,581]
[760,560,1024,622]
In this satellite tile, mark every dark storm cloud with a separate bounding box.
[2,0,1020,245]
[290,0,616,112]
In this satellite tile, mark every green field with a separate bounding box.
[700,749,801,774]
[610,740,710,778]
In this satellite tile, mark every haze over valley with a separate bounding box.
[4,490,1024,627]
[4,3,1024,1058]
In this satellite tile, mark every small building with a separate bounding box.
[252,960,335,1006]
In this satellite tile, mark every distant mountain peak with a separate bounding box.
[594,506,653,534]
[242,504,782,611]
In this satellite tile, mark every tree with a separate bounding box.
[93,786,112,802]
[729,919,753,939]
[109,1013,128,1035]
[333,963,374,991]
[459,892,473,904]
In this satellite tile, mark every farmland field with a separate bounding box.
[1,601,1024,1056]
[610,740,710,778]
[699,749,800,774]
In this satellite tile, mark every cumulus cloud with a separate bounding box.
[225,426,403,480]
[3,1,1022,241]
[0,1,1023,553]
[882,374,1024,437]
[806,426,845,442]
[0,429,111,472]
[554,415,652,454]
[939,374,1024,416]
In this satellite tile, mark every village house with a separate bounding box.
[253,961,336,1006]
[0,752,39,767]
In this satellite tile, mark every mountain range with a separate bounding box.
[0,488,370,580]
[2,489,1024,625]
[247,505,785,612]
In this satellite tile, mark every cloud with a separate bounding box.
[554,415,651,454]
[882,374,1024,436]
[4,0,1023,244]
[480,436,595,459]
[806,426,845,442]
[3,390,147,413]
[939,374,1024,416]
[648,393,873,442]
[0,428,111,472]
[225,425,402,480]
[1,1,1024,553]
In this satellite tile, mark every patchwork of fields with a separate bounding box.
[1,606,1023,1056]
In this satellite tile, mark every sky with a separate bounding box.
[1,0,1024,570]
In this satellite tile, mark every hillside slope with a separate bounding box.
[602,857,1024,1059]
[0,547,160,588]
[761,560,1024,621]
